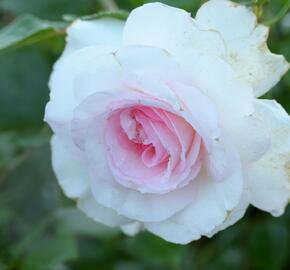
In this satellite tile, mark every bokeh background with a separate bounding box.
[0,0,290,269]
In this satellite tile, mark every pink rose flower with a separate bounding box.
[45,0,290,244]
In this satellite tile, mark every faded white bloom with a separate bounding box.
[45,0,290,244]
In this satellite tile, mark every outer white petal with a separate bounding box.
[64,18,124,56]
[78,190,131,227]
[178,52,254,118]
[206,189,250,237]
[51,135,88,198]
[145,166,243,244]
[196,0,289,96]
[45,46,121,127]
[45,17,124,126]
[246,100,290,216]
[197,0,256,40]
[223,112,270,163]
[123,2,225,57]
[72,46,182,111]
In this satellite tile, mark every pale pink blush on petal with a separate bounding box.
[104,105,204,194]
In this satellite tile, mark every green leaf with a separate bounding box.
[0,0,96,20]
[0,145,59,248]
[248,221,289,270]
[80,10,129,21]
[20,235,78,270]
[142,0,204,12]
[0,14,67,51]
[63,10,129,24]
[0,262,7,270]
[11,215,55,259]
[0,128,50,173]
[264,0,290,25]
[0,48,50,130]
[122,233,186,268]
[0,197,15,229]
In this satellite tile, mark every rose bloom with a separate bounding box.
[45,0,290,244]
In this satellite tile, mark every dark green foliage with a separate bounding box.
[0,0,290,269]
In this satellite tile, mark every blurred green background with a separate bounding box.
[0,0,290,269]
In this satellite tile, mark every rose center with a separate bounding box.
[120,108,170,168]
[105,104,203,193]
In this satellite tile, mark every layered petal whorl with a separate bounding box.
[44,0,290,244]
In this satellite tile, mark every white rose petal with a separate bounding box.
[78,190,131,227]
[65,18,124,56]
[51,135,88,198]
[246,100,290,216]
[196,0,289,97]
[145,167,243,244]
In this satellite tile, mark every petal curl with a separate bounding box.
[51,135,88,198]
[65,18,124,56]
[123,2,225,57]
[196,0,289,96]
[246,100,290,216]
[223,112,270,163]
[206,189,250,237]
[45,46,120,127]
[78,190,131,227]
[46,18,124,126]
[178,52,254,118]
[145,167,243,244]
[124,1,289,97]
